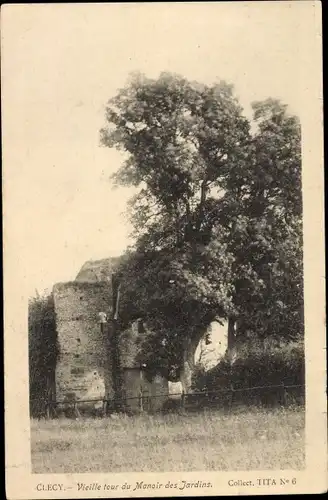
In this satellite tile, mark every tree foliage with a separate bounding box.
[231,98,303,340]
[195,337,305,407]
[100,72,303,378]
[28,293,59,416]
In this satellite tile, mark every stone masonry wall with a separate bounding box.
[53,272,171,413]
[53,282,113,404]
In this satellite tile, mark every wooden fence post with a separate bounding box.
[181,392,186,411]
[102,398,107,417]
[282,382,287,406]
[46,401,50,419]
[139,390,143,413]
[229,385,234,413]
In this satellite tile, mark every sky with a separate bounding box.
[3,2,310,297]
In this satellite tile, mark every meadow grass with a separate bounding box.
[31,406,305,473]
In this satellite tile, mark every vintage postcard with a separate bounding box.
[2,2,326,498]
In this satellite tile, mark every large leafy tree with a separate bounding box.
[101,72,248,383]
[231,98,303,342]
[100,73,303,386]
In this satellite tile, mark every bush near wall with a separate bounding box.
[193,338,305,408]
[28,293,59,418]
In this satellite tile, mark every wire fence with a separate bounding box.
[30,383,305,419]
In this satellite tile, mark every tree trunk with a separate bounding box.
[227,317,236,354]
[195,180,208,232]
[180,334,203,394]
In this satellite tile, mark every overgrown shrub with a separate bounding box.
[28,293,59,418]
[193,337,305,408]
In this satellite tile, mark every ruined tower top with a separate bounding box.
[75,256,122,283]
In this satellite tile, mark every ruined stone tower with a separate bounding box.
[53,281,113,405]
[52,258,168,412]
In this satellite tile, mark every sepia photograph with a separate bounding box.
[2,2,326,498]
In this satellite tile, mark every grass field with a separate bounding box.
[31,407,305,473]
